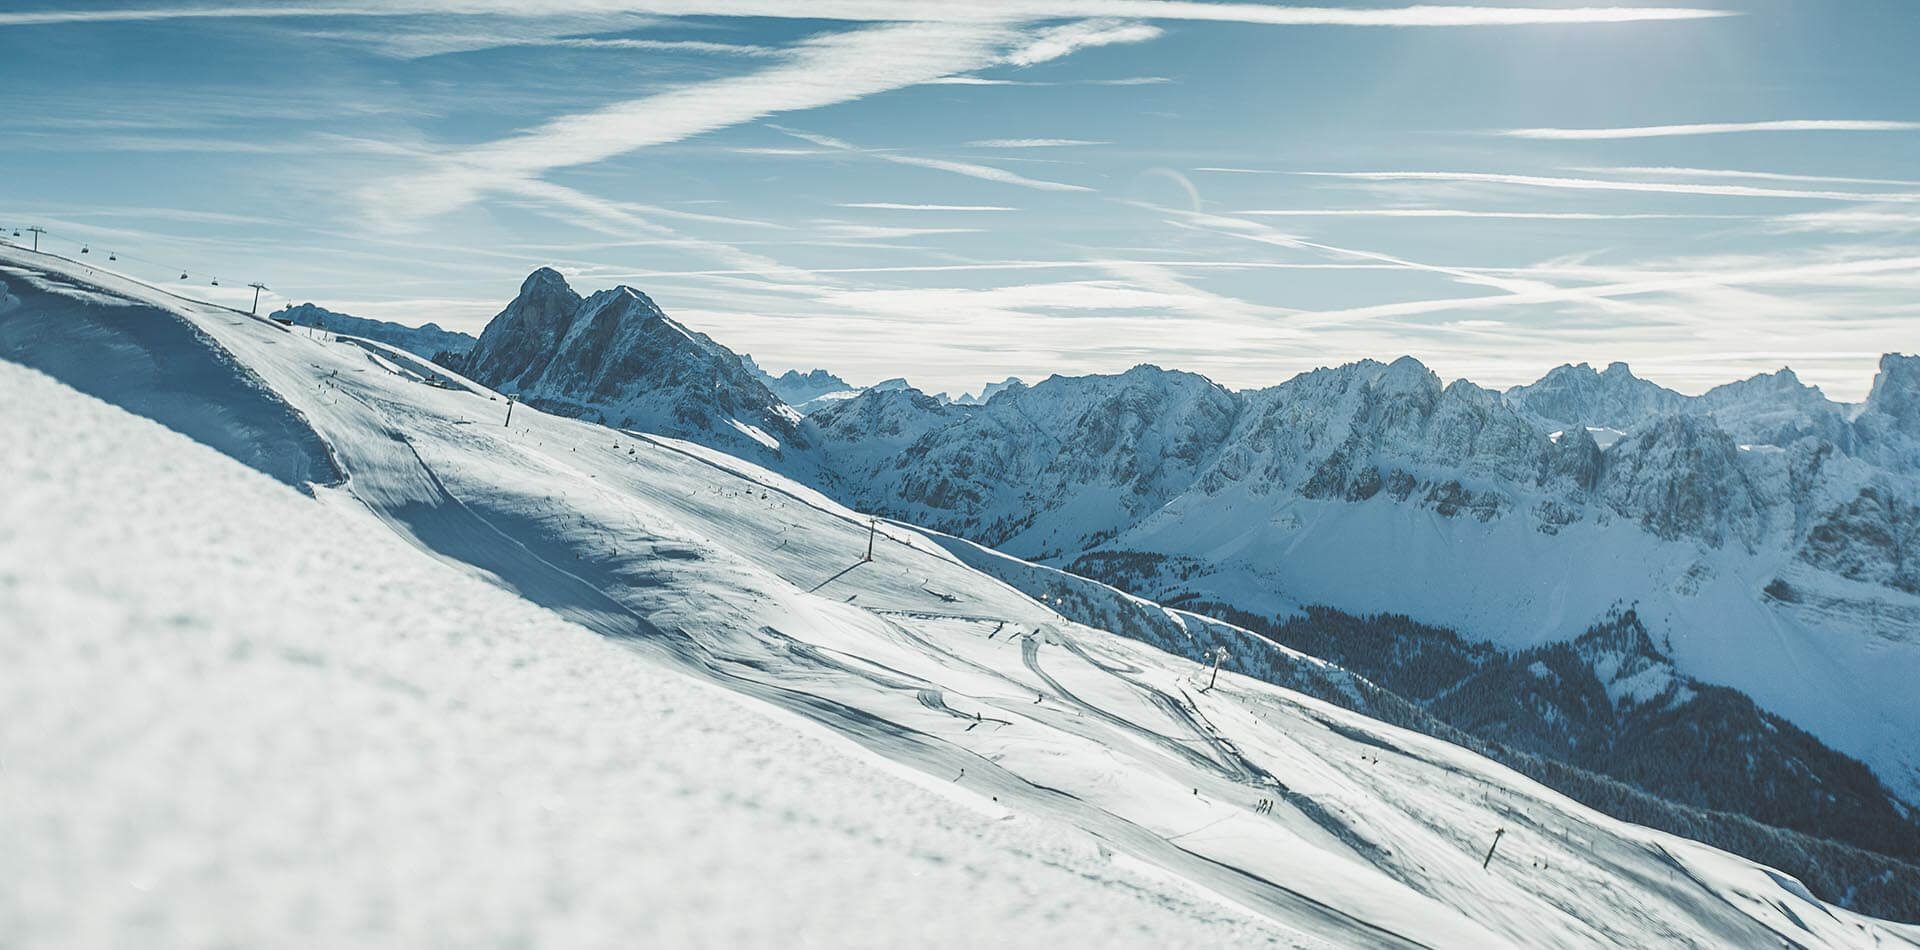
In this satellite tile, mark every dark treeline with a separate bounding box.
[1064,551,1920,922]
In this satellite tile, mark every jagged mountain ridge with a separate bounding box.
[451,268,1920,819]
[739,353,856,408]
[464,269,809,463]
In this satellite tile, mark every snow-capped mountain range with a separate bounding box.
[276,302,476,362]
[449,270,1920,824]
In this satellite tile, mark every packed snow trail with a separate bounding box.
[4,246,1916,948]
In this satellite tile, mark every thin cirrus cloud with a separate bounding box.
[1277,253,1920,329]
[967,138,1109,148]
[839,203,1018,211]
[0,3,1739,29]
[355,13,1145,227]
[1765,209,1920,235]
[1296,170,1920,203]
[924,75,1169,86]
[773,127,1094,192]
[1004,19,1162,66]
[1494,119,1920,139]
[1574,166,1920,188]
[1232,209,1751,220]
[360,20,1021,223]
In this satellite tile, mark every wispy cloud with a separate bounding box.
[775,127,1094,192]
[1573,166,1920,188]
[814,223,986,240]
[0,3,1738,29]
[1153,204,1554,296]
[1005,19,1161,66]
[1297,170,1920,203]
[1496,119,1920,139]
[1765,208,1920,235]
[967,138,1108,148]
[924,74,1169,86]
[839,203,1017,211]
[363,21,1018,223]
[506,178,821,284]
[1233,208,1749,220]
[1280,252,1920,328]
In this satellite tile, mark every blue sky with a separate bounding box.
[3,1,1918,399]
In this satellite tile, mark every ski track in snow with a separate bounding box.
[5,246,1919,948]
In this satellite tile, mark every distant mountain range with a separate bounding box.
[397,269,1920,879]
[277,302,476,362]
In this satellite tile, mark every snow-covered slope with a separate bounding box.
[0,362,1300,949]
[277,301,476,361]
[0,259,339,490]
[9,245,1917,946]
[320,267,1920,857]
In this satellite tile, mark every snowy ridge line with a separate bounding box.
[0,239,271,325]
[9,245,1920,946]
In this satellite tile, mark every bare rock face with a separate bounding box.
[1867,353,1920,436]
[464,269,807,464]
[465,267,584,391]
[1799,484,1920,594]
[1599,414,1765,548]
[1505,360,1688,431]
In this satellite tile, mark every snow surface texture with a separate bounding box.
[6,245,1919,947]
[0,361,1304,950]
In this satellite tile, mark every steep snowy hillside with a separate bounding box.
[0,363,1302,949]
[464,268,809,465]
[10,245,1916,945]
[277,301,476,361]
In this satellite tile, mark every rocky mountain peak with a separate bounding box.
[1506,358,1688,431]
[466,267,588,391]
[1600,414,1762,547]
[520,266,574,296]
[461,272,804,463]
[1376,355,1440,394]
[1866,353,1920,435]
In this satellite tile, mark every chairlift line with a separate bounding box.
[4,217,276,314]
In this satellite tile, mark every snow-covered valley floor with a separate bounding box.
[4,247,1917,948]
